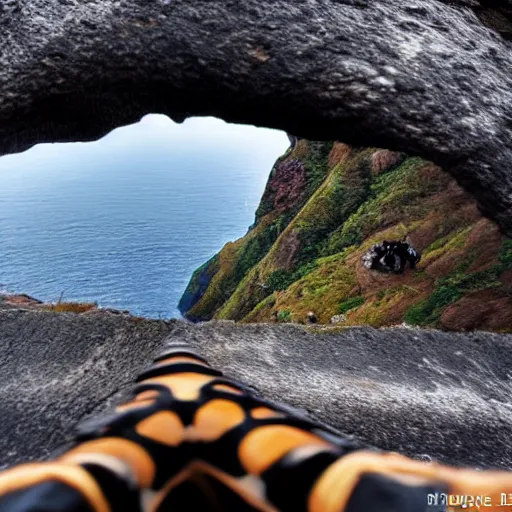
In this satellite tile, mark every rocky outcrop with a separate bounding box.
[176,321,512,470]
[181,141,512,331]
[0,305,173,467]
[267,159,307,213]
[0,1,512,233]
[177,256,220,321]
[1,306,511,469]
[0,294,129,315]
[371,150,403,176]
[178,140,334,321]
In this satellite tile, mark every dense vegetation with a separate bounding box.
[180,140,512,331]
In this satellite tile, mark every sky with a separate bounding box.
[0,115,289,178]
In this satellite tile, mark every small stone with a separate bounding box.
[330,314,347,324]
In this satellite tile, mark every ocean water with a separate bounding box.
[0,115,289,318]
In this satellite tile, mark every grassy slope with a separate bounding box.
[181,142,512,331]
[180,140,333,320]
[216,144,372,320]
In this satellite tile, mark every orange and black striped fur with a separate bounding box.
[0,342,511,511]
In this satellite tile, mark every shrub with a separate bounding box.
[266,269,295,292]
[231,225,277,285]
[264,262,319,295]
[252,294,276,313]
[338,296,365,314]
[50,302,97,314]
[404,286,461,326]
[405,259,508,328]
[499,238,512,269]
[277,309,292,322]
[294,262,318,280]
[322,156,437,257]
[294,150,374,263]
[439,267,502,292]
[303,141,334,196]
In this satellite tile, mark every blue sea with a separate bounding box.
[0,116,288,318]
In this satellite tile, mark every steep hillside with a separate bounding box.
[179,141,512,331]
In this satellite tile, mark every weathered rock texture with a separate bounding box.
[0,307,173,468]
[181,322,512,470]
[0,1,512,232]
[1,305,511,470]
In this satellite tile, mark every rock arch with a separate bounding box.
[1,0,511,232]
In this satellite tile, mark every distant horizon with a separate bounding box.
[0,115,289,317]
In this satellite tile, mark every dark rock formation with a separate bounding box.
[180,321,512,470]
[469,1,512,40]
[0,1,512,233]
[177,255,220,320]
[0,307,173,467]
[1,304,511,470]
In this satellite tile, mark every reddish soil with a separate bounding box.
[272,230,302,270]
[465,219,502,272]
[440,289,512,331]
[371,150,401,175]
[328,142,351,168]
[269,159,307,213]
[501,270,512,287]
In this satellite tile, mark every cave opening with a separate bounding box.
[0,115,289,318]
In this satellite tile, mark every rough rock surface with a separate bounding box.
[268,159,306,213]
[0,1,512,233]
[371,149,403,175]
[0,307,173,468]
[179,322,512,470]
[1,306,511,470]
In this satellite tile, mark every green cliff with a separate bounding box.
[179,140,512,331]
